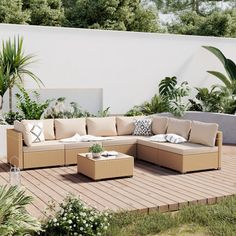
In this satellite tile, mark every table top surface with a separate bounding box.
[78,152,133,162]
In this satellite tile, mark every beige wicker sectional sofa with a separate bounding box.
[7,116,222,173]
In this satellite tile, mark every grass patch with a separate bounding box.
[105,196,236,236]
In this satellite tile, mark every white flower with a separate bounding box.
[53,218,57,223]
[80,227,83,231]
[68,220,72,224]
[63,217,67,221]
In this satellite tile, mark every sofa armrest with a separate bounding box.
[7,129,24,169]
[215,131,222,169]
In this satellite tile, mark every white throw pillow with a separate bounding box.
[165,133,187,144]
[149,134,167,142]
[26,122,45,143]
[133,119,152,136]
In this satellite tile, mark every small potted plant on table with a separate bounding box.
[89,143,103,158]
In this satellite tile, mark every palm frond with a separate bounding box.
[207,70,232,89]
[0,185,41,235]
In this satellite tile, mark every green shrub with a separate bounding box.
[4,111,24,125]
[126,76,190,117]
[42,195,110,236]
[16,87,52,120]
[44,97,93,119]
[0,185,41,236]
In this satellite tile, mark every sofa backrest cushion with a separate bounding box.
[152,116,169,134]
[167,118,191,140]
[189,121,218,147]
[116,116,145,135]
[14,120,46,146]
[87,117,117,136]
[20,119,55,140]
[55,118,86,139]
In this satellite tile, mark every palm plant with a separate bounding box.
[0,36,43,111]
[0,185,41,235]
[203,46,236,94]
[0,67,10,110]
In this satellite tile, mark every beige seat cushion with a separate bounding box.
[102,136,138,146]
[116,116,145,135]
[167,118,191,140]
[23,140,64,152]
[189,121,219,147]
[22,119,55,140]
[138,139,218,155]
[87,117,117,136]
[55,118,86,139]
[64,141,99,149]
[151,116,168,134]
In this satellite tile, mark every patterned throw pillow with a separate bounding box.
[133,119,152,136]
[26,122,45,143]
[165,133,186,144]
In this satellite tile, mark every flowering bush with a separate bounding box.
[41,195,111,236]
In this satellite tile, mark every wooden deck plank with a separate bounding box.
[0,145,235,218]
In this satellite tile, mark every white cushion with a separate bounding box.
[23,119,55,140]
[165,133,187,144]
[26,122,45,143]
[14,120,45,146]
[149,134,166,142]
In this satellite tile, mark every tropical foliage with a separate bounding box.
[189,86,236,114]
[0,185,41,236]
[126,76,190,117]
[0,36,43,111]
[203,45,236,94]
[15,87,52,120]
[0,67,9,110]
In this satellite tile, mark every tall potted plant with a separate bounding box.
[0,36,43,112]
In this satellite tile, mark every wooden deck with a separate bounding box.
[0,145,236,219]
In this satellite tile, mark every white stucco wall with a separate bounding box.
[0,23,236,114]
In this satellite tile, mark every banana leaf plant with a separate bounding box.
[0,36,43,112]
[203,46,236,94]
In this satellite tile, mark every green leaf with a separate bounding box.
[159,76,177,96]
[207,71,232,89]
[203,46,227,66]
[225,59,236,81]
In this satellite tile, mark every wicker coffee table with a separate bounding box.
[77,153,134,180]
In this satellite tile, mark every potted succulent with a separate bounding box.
[89,144,103,158]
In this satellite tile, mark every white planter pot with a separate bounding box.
[0,125,13,159]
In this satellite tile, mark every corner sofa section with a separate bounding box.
[7,116,222,173]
